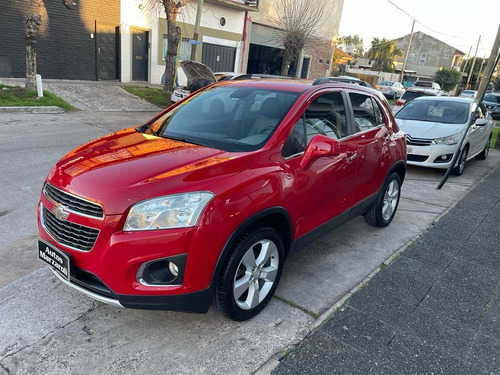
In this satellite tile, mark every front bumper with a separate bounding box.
[50,267,212,312]
[406,143,458,169]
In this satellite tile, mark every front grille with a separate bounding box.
[408,155,429,162]
[42,205,99,252]
[406,135,432,146]
[44,183,103,219]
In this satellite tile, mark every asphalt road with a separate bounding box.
[1,110,499,374]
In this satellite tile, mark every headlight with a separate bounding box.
[124,192,214,231]
[433,133,462,145]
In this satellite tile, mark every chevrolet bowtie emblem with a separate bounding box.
[52,205,70,221]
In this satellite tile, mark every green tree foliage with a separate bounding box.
[338,34,364,63]
[461,57,488,87]
[433,68,461,91]
[367,38,403,72]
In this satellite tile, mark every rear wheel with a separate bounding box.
[476,135,491,160]
[364,172,401,227]
[215,226,284,321]
[452,146,468,176]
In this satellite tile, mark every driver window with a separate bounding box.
[282,92,347,158]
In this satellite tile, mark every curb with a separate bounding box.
[0,106,65,114]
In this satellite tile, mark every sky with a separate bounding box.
[338,0,500,59]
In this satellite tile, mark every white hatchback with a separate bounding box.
[395,97,494,175]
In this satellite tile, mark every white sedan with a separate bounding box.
[376,81,405,99]
[394,97,494,175]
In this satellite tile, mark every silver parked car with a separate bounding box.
[395,97,494,175]
[376,81,405,99]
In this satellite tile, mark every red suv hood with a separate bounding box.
[46,128,252,214]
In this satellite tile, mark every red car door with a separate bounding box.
[281,91,358,239]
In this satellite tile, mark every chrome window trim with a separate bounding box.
[43,183,104,220]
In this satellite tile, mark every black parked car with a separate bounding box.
[483,93,500,119]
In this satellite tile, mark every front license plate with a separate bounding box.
[407,146,413,154]
[38,239,71,280]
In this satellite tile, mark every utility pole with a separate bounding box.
[400,19,415,84]
[190,0,204,60]
[477,24,500,99]
[466,35,481,89]
[475,56,486,90]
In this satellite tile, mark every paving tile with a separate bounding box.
[481,290,500,341]
[271,363,303,375]
[277,329,373,375]
[347,280,418,329]
[403,234,459,269]
[418,292,485,328]
[401,306,477,359]
[368,332,452,375]
[468,334,500,374]
[320,306,397,355]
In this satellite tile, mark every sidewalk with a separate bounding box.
[272,164,500,375]
[0,78,162,112]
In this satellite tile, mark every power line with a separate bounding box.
[385,0,464,39]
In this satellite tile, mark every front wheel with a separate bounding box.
[215,226,284,321]
[452,146,468,176]
[476,135,491,160]
[364,172,401,227]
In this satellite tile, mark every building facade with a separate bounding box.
[395,31,465,80]
[0,0,120,80]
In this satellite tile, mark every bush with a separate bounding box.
[433,68,461,92]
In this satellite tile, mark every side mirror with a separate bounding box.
[300,135,341,170]
[475,118,488,126]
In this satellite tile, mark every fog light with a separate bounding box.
[169,262,179,277]
[441,155,448,160]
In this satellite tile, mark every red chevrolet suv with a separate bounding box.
[38,80,406,321]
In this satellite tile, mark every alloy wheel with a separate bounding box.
[233,239,279,310]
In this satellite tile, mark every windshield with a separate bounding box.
[145,85,300,152]
[395,100,469,124]
[484,94,500,104]
[413,82,432,87]
[378,81,393,86]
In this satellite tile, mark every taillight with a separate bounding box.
[395,100,404,106]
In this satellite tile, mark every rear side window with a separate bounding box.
[349,93,384,132]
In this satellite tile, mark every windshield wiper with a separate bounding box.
[163,134,214,148]
[144,123,158,136]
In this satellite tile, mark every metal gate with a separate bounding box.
[202,43,236,73]
[96,24,119,80]
[132,29,149,81]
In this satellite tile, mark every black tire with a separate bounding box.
[476,135,491,160]
[215,226,284,321]
[392,92,398,100]
[452,146,468,176]
[364,172,401,227]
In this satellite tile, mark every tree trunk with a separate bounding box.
[25,13,42,91]
[162,0,184,93]
[26,43,37,91]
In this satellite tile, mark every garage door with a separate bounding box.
[202,43,236,73]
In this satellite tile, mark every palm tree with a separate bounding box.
[367,38,403,72]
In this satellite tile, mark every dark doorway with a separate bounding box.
[132,29,149,81]
[247,44,283,76]
[97,24,119,80]
[202,43,236,72]
[300,57,310,79]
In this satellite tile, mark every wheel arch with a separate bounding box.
[387,160,406,185]
[210,207,294,287]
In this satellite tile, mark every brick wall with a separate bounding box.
[0,0,120,80]
[304,39,334,79]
